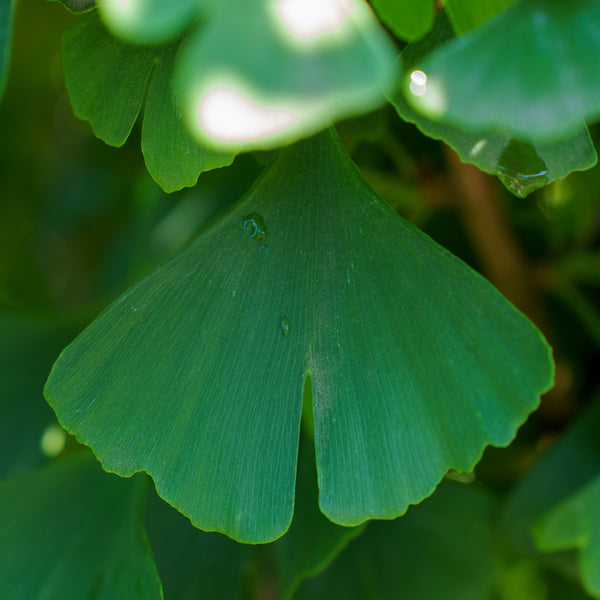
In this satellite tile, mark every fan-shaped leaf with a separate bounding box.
[389,10,597,197]
[47,0,95,14]
[45,130,553,543]
[174,0,397,150]
[534,475,600,598]
[0,452,162,599]
[62,13,232,191]
[369,0,434,41]
[404,0,600,141]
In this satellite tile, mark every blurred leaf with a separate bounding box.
[534,475,600,598]
[45,130,552,543]
[62,13,232,191]
[272,432,364,599]
[145,485,249,600]
[0,452,162,600]
[0,0,14,101]
[98,0,199,44]
[174,0,397,151]
[0,311,80,478]
[47,0,95,13]
[404,0,600,141]
[501,393,600,555]
[296,481,499,600]
[556,253,600,288]
[444,0,513,34]
[389,9,597,197]
[369,0,434,41]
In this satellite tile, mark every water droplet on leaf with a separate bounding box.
[281,316,290,337]
[497,138,549,197]
[243,213,269,252]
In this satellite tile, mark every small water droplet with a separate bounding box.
[497,139,549,197]
[281,316,290,337]
[242,213,269,252]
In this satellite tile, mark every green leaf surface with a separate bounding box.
[62,13,232,191]
[99,0,200,44]
[404,0,600,141]
[0,452,162,599]
[0,311,80,478]
[369,0,434,41]
[272,433,364,599]
[0,0,14,101]
[45,130,553,543]
[174,0,397,151]
[141,42,234,191]
[389,10,597,197]
[444,0,513,34]
[47,0,96,13]
[145,485,249,600]
[501,393,600,555]
[296,481,500,600]
[534,475,600,598]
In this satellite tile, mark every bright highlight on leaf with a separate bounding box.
[175,0,396,151]
[99,0,200,43]
[44,130,553,544]
[405,0,600,141]
[276,0,354,38]
[197,84,296,144]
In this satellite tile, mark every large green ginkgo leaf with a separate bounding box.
[0,452,162,599]
[45,130,553,544]
[389,9,597,197]
[404,0,600,141]
[62,12,233,192]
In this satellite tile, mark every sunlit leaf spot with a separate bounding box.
[276,0,355,38]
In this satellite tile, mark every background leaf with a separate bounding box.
[405,0,600,141]
[296,481,500,600]
[369,0,434,41]
[45,130,552,543]
[444,0,514,34]
[0,452,162,599]
[47,0,96,14]
[534,475,600,598]
[62,12,232,191]
[0,0,14,101]
[388,9,597,197]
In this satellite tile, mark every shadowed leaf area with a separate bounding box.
[45,129,553,543]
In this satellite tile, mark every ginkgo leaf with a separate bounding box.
[404,0,600,141]
[369,0,435,41]
[62,12,233,192]
[47,0,96,14]
[0,452,162,599]
[0,0,15,101]
[534,475,600,598]
[389,9,597,197]
[444,0,513,34]
[98,0,200,44]
[174,0,397,151]
[45,129,553,544]
[296,481,500,600]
